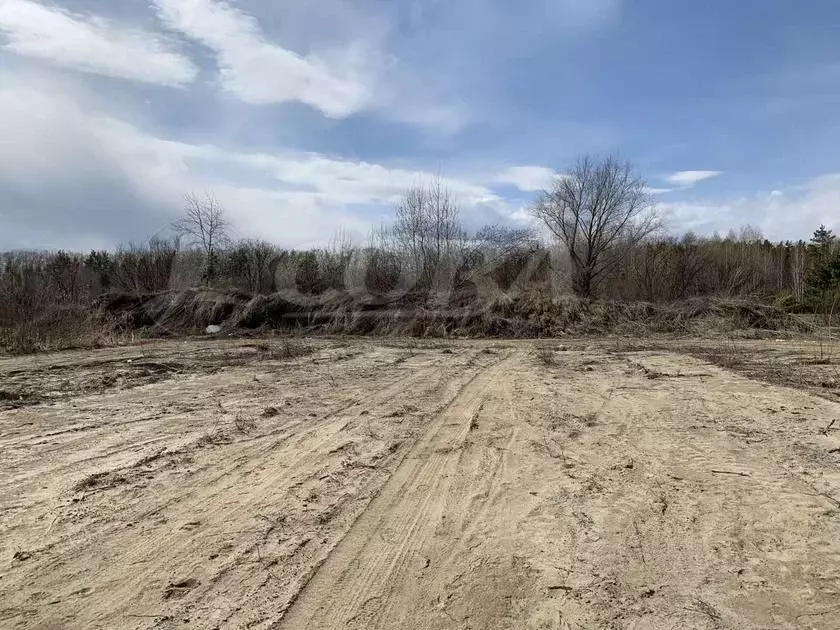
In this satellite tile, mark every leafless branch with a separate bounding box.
[171,192,228,285]
[534,156,661,297]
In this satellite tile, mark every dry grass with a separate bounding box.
[534,343,557,366]
[96,289,806,341]
[195,428,233,448]
[246,339,313,360]
[680,336,840,402]
[1,288,811,356]
[233,415,257,434]
[0,307,139,355]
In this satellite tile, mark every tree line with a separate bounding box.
[2,156,839,335]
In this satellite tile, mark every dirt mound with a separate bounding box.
[98,288,252,333]
[97,289,807,339]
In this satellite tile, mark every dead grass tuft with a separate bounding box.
[534,344,557,366]
[195,428,233,448]
[234,415,257,434]
[248,339,313,361]
[73,471,128,493]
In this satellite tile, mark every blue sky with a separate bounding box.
[2,0,840,250]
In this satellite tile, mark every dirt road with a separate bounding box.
[1,339,839,629]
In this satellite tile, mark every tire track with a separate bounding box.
[0,345,492,630]
[75,350,469,618]
[276,349,518,629]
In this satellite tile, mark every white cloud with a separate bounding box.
[152,0,380,118]
[664,170,723,186]
[0,76,191,249]
[657,174,840,241]
[6,57,835,251]
[494,166,557,192]
[151,0,469,131]
[231,151,497,208]
[643,187,675,195]
[0,70,507,249]
[382,94,471,136]
[0,0,197,86]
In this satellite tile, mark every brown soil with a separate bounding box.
[1,338,839,629]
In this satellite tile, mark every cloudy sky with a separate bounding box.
[2,0,840,250]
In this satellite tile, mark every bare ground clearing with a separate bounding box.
[1,338,839,629]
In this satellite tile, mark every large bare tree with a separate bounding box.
[172,193,228,285]
[534,156,660,297]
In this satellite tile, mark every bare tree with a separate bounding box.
[348,222,403,297]
[321,227,354,291]
[534,156,660,297]
[172,193,228,285]
[474,224,537,257]
[113,237,179,293]
[393,176,465,290]
[226,239,277,293]
[670,232,706,299]
[470,224,541,293]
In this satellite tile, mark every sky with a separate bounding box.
[2,0,840,251]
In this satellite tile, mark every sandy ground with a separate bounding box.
[1,337,839,629]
